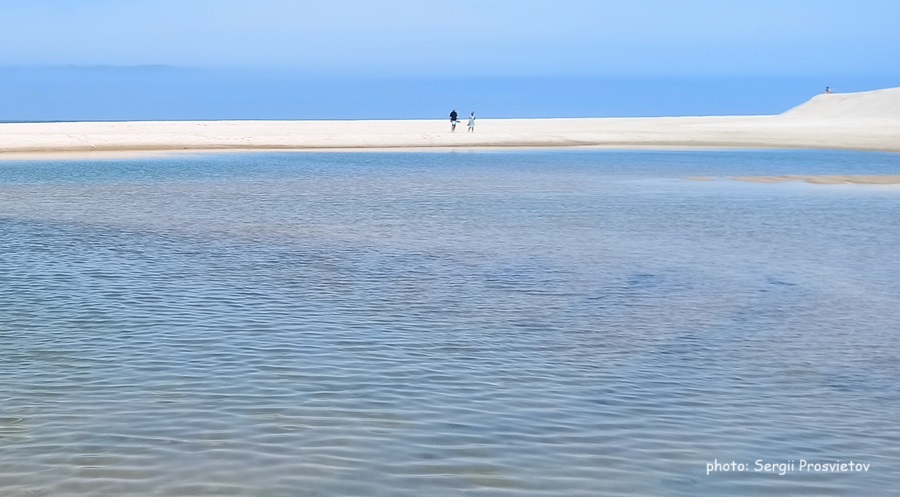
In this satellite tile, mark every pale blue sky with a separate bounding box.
[1,0,898,76]
[1,1,898,120]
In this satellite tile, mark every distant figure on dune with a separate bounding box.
[450,109,459,132]
[825,86,832,94]
[467,112,476,132]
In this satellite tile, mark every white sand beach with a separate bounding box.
[1,87,898,160]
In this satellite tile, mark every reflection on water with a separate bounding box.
[1,150,899,496]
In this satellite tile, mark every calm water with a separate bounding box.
[3,67,899,120]
[1,150,899,496]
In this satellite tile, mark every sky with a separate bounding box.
[0,0,898,119]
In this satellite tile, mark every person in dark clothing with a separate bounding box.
[450,110,459,132]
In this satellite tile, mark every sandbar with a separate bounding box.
[1,87,898,160]
[730,175,900,185]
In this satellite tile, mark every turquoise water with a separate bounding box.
[2,150,899,496]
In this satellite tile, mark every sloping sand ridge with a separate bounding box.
[780,87,900,119]
[0,87,898,159]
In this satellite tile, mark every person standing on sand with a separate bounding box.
[467,112,475,132]
[450,110,458,132]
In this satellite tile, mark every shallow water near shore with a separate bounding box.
[2,150,899,496]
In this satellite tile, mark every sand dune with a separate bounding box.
[780,87,900,119]
[0,87,898,159]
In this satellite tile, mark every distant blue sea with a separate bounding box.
[2,150,899,496]
[0,66,898,121]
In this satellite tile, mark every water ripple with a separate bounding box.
[2,151,899,496]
